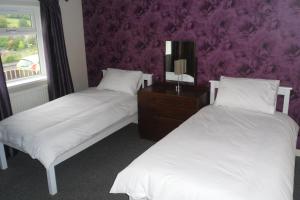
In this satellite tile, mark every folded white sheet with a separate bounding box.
[111,105,299,200]
[0,88,137,168]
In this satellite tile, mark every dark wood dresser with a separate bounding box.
[138,83,209,141]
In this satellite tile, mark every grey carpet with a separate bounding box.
[0,124,300,200]
[0,124,154,200]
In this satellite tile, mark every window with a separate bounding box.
[0,3,46,86]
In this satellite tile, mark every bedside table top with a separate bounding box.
[139,83,208,98]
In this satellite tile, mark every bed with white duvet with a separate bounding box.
[111,77,299,200]
[0,88,137,168]
[0,68,152,195]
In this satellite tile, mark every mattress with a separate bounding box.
[0,88,137,168]
[111,105,299,200]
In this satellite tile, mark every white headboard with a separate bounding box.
[209,80,292,114]
[141,74,153,87]
[102,70,153,87]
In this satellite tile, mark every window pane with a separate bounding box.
[0,34,41,81]
[0,14,32,29]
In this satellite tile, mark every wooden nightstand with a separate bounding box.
[138,83,209,141]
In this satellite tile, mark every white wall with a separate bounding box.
[60,0,88,92]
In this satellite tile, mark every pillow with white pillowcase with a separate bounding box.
[214,76,280,114]
[97,68,143,95]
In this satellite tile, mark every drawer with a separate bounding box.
[139,92,198,110]
[154,95,197,110]
[155,107,196,121]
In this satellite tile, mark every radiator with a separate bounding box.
[9,84,49,114]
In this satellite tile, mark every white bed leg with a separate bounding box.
[0,143,8,170]
[46,165,57,195]
[133,115,138,124]
[129,197,147,200]
[296,150,300,157]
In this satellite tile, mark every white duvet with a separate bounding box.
[111,105,299,200]
[0,88,137,169]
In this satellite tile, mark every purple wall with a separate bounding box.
[82,0,300,125]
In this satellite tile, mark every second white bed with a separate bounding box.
[111,105,299,200]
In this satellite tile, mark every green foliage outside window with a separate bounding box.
[0,14,32,28]
[0,16,7,28]
[0,35,38,64]
[0,14,36,65]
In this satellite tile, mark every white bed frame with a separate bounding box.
[126,80,297,200]
[0,72,153,195]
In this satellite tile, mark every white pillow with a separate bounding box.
[102,69,143,90]
[214,76,280,114]
[97,68,143,95]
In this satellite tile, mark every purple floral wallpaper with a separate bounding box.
[82,0,300,125]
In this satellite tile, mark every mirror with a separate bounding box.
[165,41,196,85]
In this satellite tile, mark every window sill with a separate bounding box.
[7,76,47,93]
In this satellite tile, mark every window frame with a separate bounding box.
[0,2,47,87]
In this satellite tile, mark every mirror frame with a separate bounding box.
[164,40,197,86]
